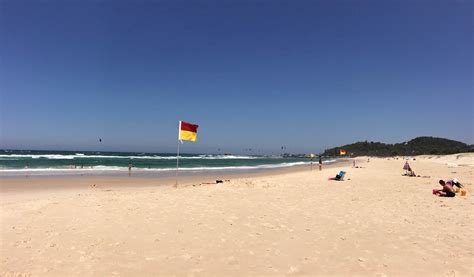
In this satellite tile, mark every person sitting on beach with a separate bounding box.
[434,180,456,197]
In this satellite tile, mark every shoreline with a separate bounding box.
[0,158,340,178]
[0,159,351,193]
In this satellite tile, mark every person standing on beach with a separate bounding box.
[24,162,29,178]
[318,156,322,171]
[128,161,133,176]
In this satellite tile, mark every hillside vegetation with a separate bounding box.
[323,136,473,157]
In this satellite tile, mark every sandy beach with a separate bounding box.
[1,154,473,276]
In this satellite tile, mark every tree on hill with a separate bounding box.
[322,136,471,157]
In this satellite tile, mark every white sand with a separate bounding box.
[1,154,473,276]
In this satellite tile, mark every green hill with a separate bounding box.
[323,136,472,157]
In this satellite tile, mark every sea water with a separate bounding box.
[0,150,337,177]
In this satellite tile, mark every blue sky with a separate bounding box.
[0,0,472,154]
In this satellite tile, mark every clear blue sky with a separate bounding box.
[1,0,472,154]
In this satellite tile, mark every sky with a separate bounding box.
[0,0,472,154]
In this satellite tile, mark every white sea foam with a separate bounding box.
[0,154,259,160]
[324,159,337,163]
[0,161,318,175]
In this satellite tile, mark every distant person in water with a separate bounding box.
[434,180,456,197]
[128,162,133,176]
[318,156,322,171]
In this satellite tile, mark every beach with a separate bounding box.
[1,154,473,276]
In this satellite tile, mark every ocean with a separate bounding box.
[0,150,337,177]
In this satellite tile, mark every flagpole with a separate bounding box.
[176,140,180,187]
[175,121,181,187]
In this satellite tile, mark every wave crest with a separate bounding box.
[0,154,259,160]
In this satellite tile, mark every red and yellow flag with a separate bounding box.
[339,149,347,155]
[179,121,199,142]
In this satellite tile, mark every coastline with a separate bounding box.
[0,151,333,178]
[0,159,351,193]
[0,157,340,178]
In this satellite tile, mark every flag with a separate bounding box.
[179,121,199,142]
[339,149,347,155]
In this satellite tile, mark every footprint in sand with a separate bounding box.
[287,266,300,274]
[180,253,192,260]
[220,256,239,265]
[261,222,275,229]
[358,257,367,268]
[1,272,32,277]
